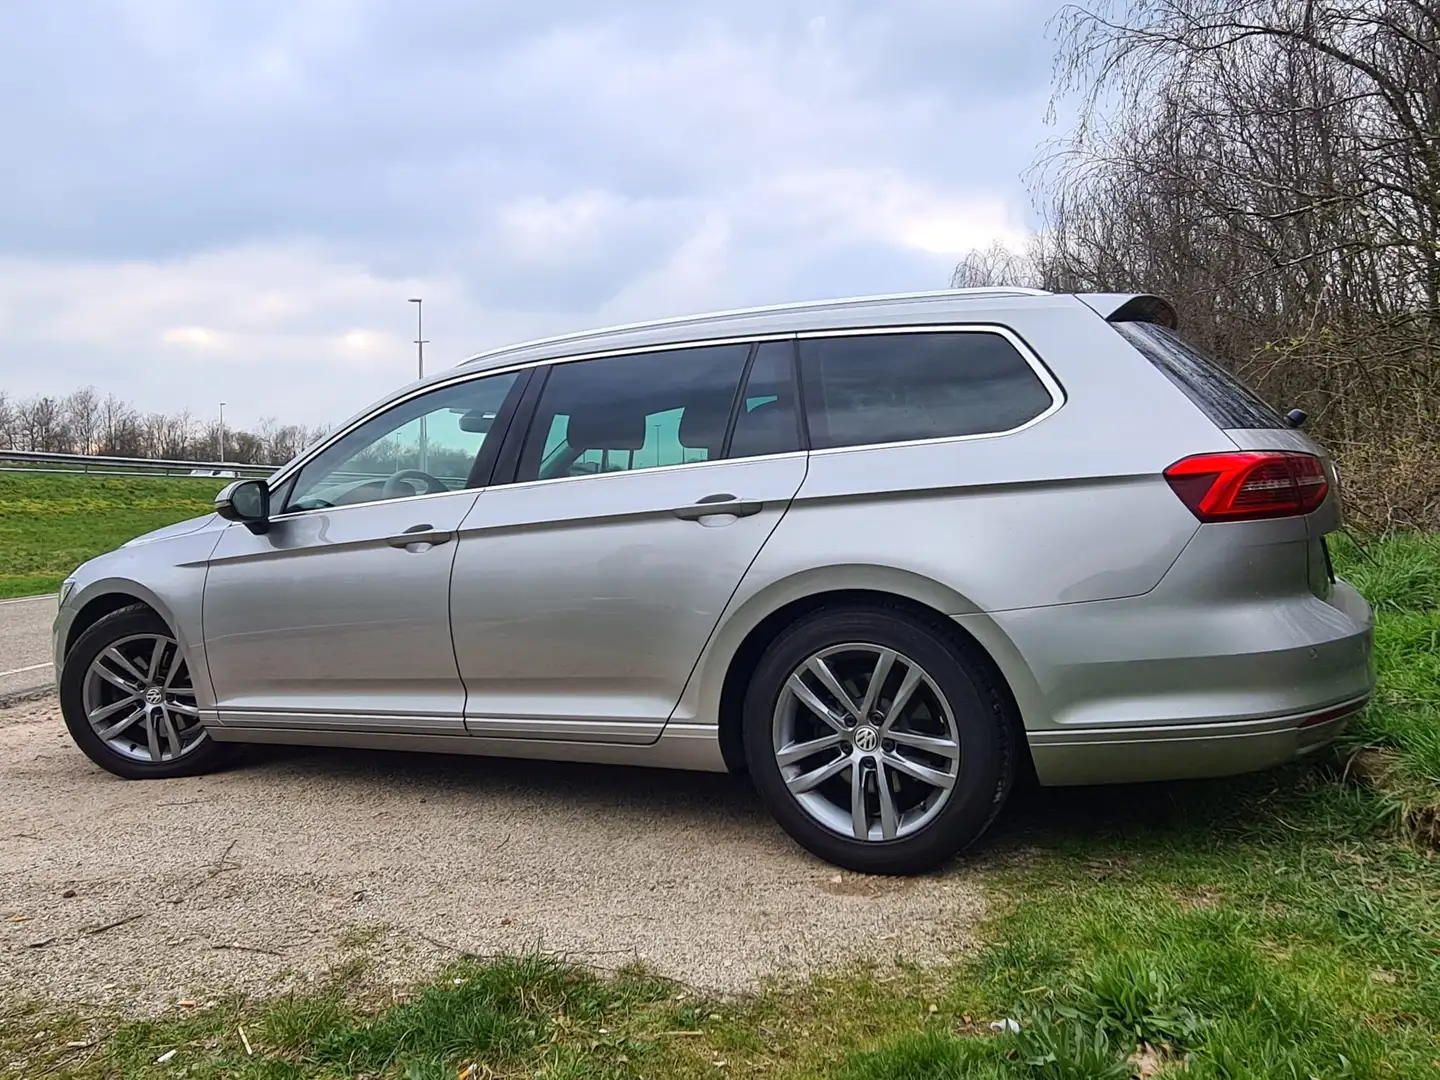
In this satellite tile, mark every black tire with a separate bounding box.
[60,604,234,780]
[743,603,1016,875]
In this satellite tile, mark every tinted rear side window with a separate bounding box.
[798,331,1054,450]
[1113,321,1284,429]
[727,340,802,459]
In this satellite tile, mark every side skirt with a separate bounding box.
[205,721,729,772]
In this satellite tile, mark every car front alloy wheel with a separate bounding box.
[81,631,206,763]
[61,605,232,779]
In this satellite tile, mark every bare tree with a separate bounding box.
[14,396,68,452]
[228,430,265,465]
[0,387,320,466]
[100,393,142,456]
[158,410,196,460]
[64,386,102,456]
[950,242,1043,289]
[1010,0,1440,527]
[254,418,328,464]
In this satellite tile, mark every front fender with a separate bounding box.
[55,525,227,709]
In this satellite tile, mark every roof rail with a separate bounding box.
[457,287,1052,367]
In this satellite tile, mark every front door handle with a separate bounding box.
[386,524,453,548]
[672,494,764,521]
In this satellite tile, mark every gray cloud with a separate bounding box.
[0,0,1058,427]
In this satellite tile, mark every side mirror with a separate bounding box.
[215,479,271,534]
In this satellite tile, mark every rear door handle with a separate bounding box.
[386,524,453,548]
[672,494,764,521]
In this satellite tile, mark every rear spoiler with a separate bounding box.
[1075,293,1178,330]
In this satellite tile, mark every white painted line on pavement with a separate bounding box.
[0,595,54,606]
[0,662,53,677]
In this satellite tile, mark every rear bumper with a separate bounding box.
[1025,697,1367,786]
[959,577,1374,786]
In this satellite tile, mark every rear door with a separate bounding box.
[449,339,806,743]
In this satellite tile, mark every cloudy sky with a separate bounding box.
[0,0,1061,430]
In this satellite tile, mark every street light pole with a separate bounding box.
[218,402,226,464]
[408,298,429,472]
[408,297,427,379]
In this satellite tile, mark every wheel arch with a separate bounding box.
[705,571,1033,779]
[64,593,157,658]
[57,578,221,714]
[63,580,179,660]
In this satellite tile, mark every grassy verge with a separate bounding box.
[0,473,224,598]
[1331,532,1440,844]
[2,536,1436,1078]
[7,775,1438,1080]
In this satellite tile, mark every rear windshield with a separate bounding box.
[1113,321,1285,429]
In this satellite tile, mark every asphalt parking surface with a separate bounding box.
[0,595,55,704]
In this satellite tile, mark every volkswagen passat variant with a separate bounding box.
[54,289,1374,873]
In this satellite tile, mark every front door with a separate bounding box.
[203,370,522,733]
[450,340,807,743]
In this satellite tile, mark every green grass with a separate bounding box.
[0,473,224,598]
[1331,532,1440,615]
[2,530,1437,1077]
[1333,532,1440,843]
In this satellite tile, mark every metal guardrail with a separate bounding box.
[0,449,279,479]
[0,451,471,490]
[323,471,470,485]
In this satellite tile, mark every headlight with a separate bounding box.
[58,579,76,608]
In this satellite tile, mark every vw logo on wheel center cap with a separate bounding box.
[144,687,164,706]
[853,725,879,752]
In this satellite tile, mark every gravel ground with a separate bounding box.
[0,696,986,1013]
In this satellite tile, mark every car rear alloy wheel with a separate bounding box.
[773,644,961,842]
[82,632,206,763]
[60,604,232,779]
[743,604,1015,874]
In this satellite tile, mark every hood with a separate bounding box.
[121,513,220,548]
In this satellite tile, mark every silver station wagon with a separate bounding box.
[54,288,1374,873]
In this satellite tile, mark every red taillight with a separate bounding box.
[1164,451,1329,522]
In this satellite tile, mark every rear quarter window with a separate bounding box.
[1113,321,1284,429]
[797,330,1055,450]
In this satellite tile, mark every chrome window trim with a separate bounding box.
[262,322,1061,515]
[264,484,480,524]
[796,323,1066,457]
[498,450,808,495]
[260,452,813,525]
[269,332,800,498]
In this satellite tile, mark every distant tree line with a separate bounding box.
[0,386,329,466]
[956,0,1439,529]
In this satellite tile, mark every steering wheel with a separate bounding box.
[382,469,449,498]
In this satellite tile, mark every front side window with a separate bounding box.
[518,344,751,482]
[285,371,520,511]
[798,331,1054,450]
